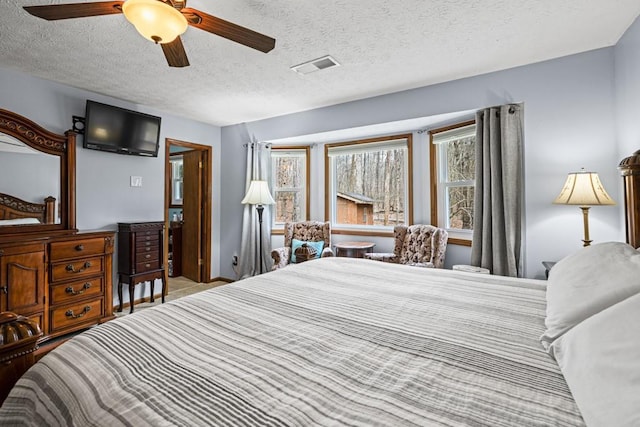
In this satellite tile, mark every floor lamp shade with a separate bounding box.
[242,180,275,274]
[241,180,276,206]
[553,168,615,246]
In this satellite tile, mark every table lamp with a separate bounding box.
[553,168,615,246]
[241,180,275,274]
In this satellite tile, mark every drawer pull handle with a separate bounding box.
[65,306,91,319]
[0,286,7,294]
[145,263,151,268]
[75,244,84,251]
[65,282,91,295]
[145,254,151,259]
[66,261,91,273]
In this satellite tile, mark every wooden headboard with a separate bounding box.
[0,193,56,225]
[619,150,640,248]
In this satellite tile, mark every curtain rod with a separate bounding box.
[242,142,271,148]
[269,142,317,148]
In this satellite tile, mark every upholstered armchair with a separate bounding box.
[364,224,448,268]
[271,221,334,270]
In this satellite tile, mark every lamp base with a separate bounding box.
[580,206,592,247]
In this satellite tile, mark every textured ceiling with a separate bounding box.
[1,0,639,127]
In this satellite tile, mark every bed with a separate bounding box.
[0,192,56,225]
[0,257,587,426]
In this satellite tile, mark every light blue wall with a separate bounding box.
[615,15,640,160]
[221,47,623,280]
[0,66,222,305]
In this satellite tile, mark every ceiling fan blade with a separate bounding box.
[23,1,124,21]
[161,37,190,67]
[181,8,275,53]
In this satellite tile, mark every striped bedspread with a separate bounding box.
[0,257,584,426]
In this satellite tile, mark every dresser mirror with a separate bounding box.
[0,109,76,235]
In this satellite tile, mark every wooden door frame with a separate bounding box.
[164,138,212,284]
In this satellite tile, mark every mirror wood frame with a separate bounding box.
[0,108,76,235]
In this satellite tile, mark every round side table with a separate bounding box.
[452,265,490,274]
[334,241,375,258]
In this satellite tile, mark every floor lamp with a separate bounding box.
[553,168,615,246]
[242,180,275,274]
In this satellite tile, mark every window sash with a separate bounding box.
[271,147,308,227]
[327,135,411,231]
[431,122,476,238]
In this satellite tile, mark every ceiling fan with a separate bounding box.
[23,0,276,68]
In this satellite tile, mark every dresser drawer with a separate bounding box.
[50,238,106,261]
[135,249,159,264]
[136,240,159,253]
[136,234,160,245]
[50,277,104,305]
[50,256,103,282]
[50,298,103,333]
[136,259,161,273]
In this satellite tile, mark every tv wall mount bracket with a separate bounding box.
[72,116,85,135]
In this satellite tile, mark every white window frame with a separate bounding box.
[325,134,413,235]
[270,146,310,230]
[169,155,183,206]
[430,121,476,244]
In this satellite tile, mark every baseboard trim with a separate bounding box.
[212,276,234,283]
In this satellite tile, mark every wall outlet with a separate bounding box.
[232,255,238,266]
[130,176,143,187]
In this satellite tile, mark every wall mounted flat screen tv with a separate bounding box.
[83,100,161,157]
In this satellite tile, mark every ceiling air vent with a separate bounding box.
[291,55,340,75]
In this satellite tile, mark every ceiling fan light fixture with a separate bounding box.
[122,0,188,44]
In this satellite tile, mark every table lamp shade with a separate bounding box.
[553,169,615,206]
[241,180,275,205]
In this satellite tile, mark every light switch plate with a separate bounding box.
[130,176,143,187]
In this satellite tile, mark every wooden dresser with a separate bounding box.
[0,231,115,352]
[117,221,166,313]
[48,232,114,338]
[0,108,115,403]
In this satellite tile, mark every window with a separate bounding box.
[325,134,413,234]
[271,146,310,229]
[169,155,183,206]
[430,120,476,245]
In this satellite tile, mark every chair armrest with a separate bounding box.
[271,247,291,270]
[364,253,398,263]
[321,247,334,257]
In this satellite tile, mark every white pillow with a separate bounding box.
[0,217,40,225]
[542,241,640,350]
[549,292,640,427]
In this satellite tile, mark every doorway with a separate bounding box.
[164,138,212,285]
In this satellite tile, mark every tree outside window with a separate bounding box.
[430,121,476,244]
[326,134,413,233]
[271,147,309,228]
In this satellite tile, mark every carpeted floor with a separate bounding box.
[115,276,228,316]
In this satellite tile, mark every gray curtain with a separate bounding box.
[238,141,272,279]
[471,104,523,277]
